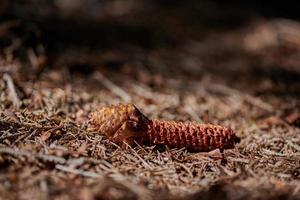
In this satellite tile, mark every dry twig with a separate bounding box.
[3,73,21,109]
[94,71,131,102]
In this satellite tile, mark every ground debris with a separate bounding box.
[1,15,300,200]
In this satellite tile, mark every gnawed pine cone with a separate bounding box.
[88,104,240,152]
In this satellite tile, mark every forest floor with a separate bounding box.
[0,16,300,200]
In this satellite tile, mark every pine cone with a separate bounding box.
[88,104,240,151]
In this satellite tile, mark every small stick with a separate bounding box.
[204,83,273,112]
[261,148,300,157]
[3,73,21,109]
[0,146,67,164]
[56,164,152,200]
[0,132,26,140]
[0,146,31,158]
[184,105,202,122]
[94,72,131,102]
[176,162,193,178]
[55,164,103,178]
[287,141,300,152]
[27,48,39,68]
[0,120,63,131]
[125,142,154,170]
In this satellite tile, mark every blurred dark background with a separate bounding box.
[1,0,300,79]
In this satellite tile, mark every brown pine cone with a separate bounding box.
[88,104,240,151]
